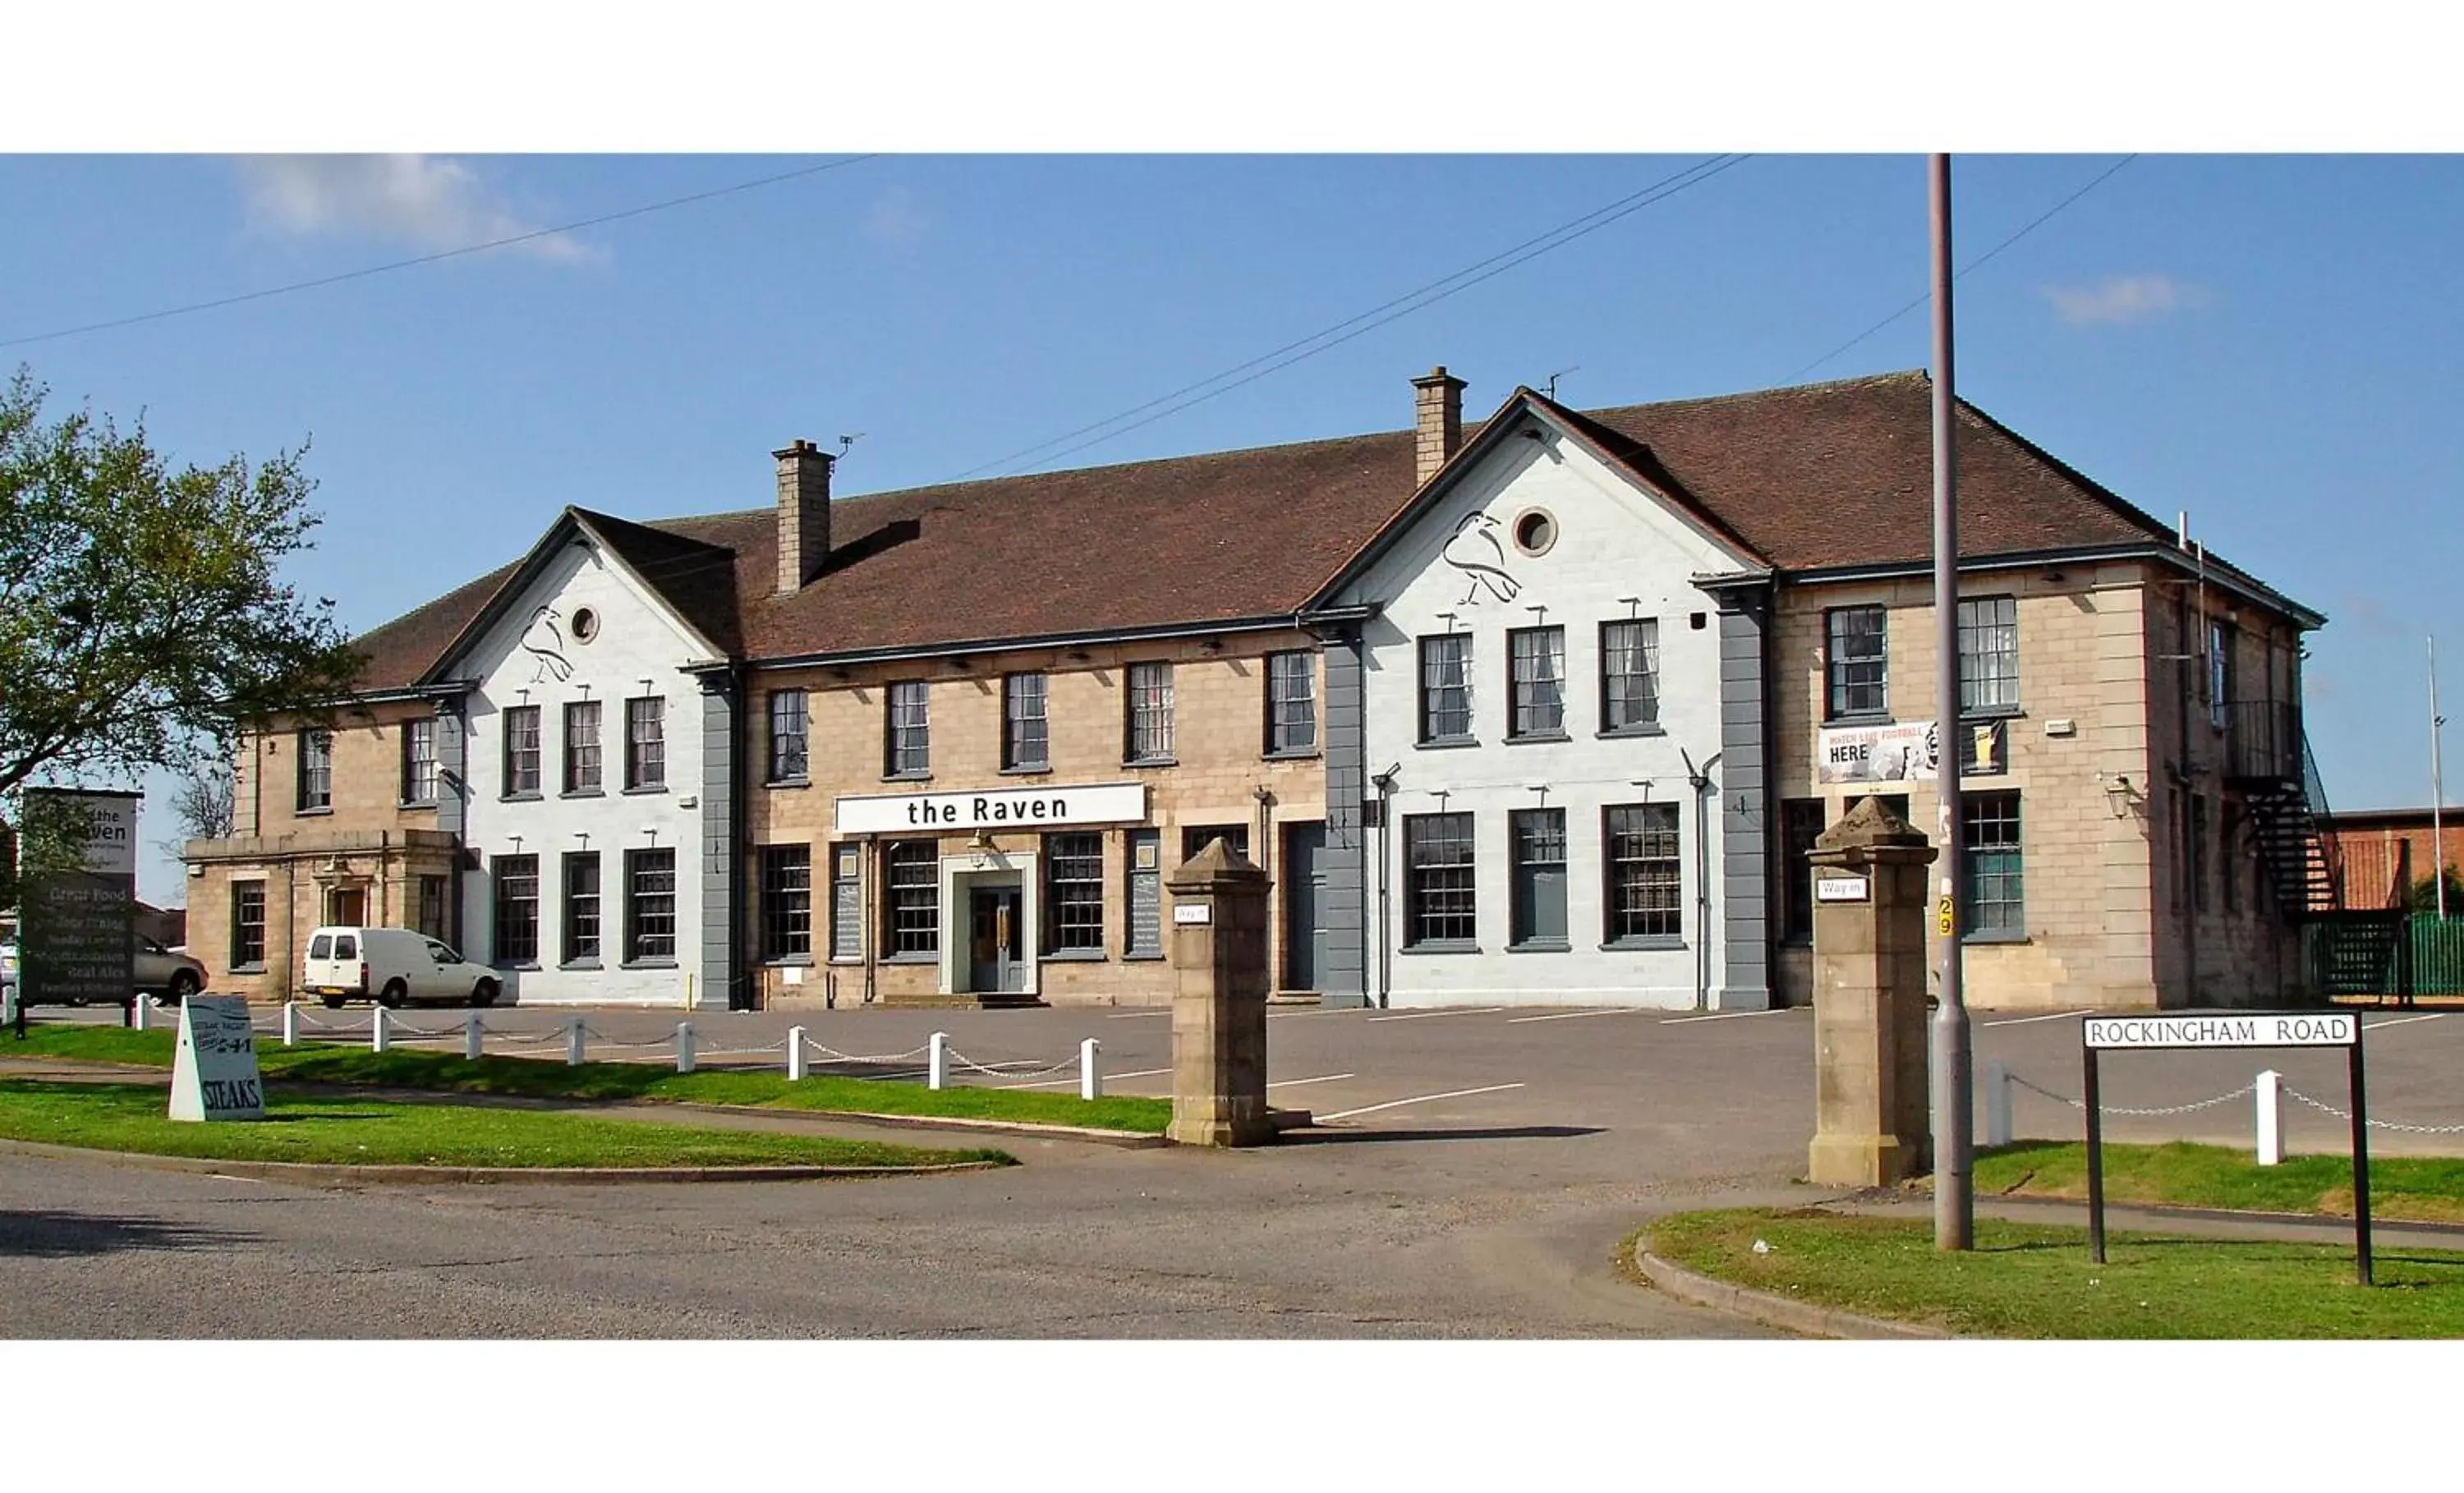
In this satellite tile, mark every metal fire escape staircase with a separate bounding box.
[2227,701,2407,998]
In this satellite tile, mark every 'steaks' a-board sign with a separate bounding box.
[168,995,265,1122]
[2083,1013,2357,1050]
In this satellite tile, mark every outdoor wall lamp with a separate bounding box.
[2099,772,2144,818]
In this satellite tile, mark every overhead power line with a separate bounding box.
[0,154,882,350]
[1782,154,2140,383]
[945,154,1754,483]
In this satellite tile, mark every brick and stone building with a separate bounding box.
[186,368,2328,1012]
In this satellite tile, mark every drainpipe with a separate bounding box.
[1371,765,1400,1009]
[862,833,879,1005]
[1680,747,1722,1012]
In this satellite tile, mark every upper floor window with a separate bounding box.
[1004,673,1050,771]
[1125,662,1175,764]
[1507,626,1566,739]
[1826,606,1888,719]
[297,728,332,813]
[1418,634,1473,745]
[1957,596,2019,714]
[1600,619,1661,733]
[885,680,930,778]
[625,696,665,791]
[1265,651,1317,755]
[768,689,809,783]
[502,705,541,797]
[399,719,438,806]
[2208,619,2235,730]
[563,701,601,793]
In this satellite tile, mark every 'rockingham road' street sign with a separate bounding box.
[2083,1013,2357,1050]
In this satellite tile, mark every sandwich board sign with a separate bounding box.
[168,995,265,1122]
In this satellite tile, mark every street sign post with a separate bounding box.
[2080,1012,2370,1284]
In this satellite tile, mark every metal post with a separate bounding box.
[2433,635,2447,920]
[565,1014,585,1067]
[371,1007,390,1054]
[1080,1037,1102,1100]
[2350,1035,2374,1287]
[2084,1045,2106,1265]
[675,1021,696,1073]
[2255,1068,2282,1165]
[1984,1060,2011,1149]
[464,1013,484,1062]
[1928,151,1973,1252]
[282,1000,299,1047]
[928,1031,949,1091]
[787,1024,808,1082]
[132,996,150,1032]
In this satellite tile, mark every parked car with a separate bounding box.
[1,934,205,1006]
[301,926,501,1009]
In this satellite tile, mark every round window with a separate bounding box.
[1512,508,1558,558]
[570,607,600,643]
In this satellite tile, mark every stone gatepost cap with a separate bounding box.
[1165,836,1267,893]
[1808,794,1938,867]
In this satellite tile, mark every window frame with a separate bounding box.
[1779,797,1827,946]
[1124,661,1176,765]
[1264,650,1318,756]
[623,696,666,792]
[883,838,940,958]
[1599,618,1662,735]
[415,874,448,940]
[296,728,333,814]
[758,843,813,962]
[1402,811,1478,950]
[623,847,678,965]
[1506,625,1569,741]
[493,853,541,967]
[501,705,543,798]
[1961,789,2026,941]
[230,880,268,970]
[1003,673,1050,772]
[1508,806,1570,950]
[1602,802,1684,948]
[1417,633,1474,746]
[1825,605,1890,722]
[562,851,601,967]
[1956,595,2021,717]
[885,680,931,779]
[767,689,810,785]
[563,700,602,795]
[1043,831,1106,956]
[399,718,438,806]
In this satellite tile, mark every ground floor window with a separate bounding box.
[494,854,540,965]
[1404,812,1477,946]
[1509,808,1567,947]
[1125,829,1162,957]
[885,840,939,956]
[1604,803,1682,944]
[563,852,600,964]
[230,880,267,969]
[830,843,862,961]
[1780,799,1827,945]
[416,875,448,941]
[1045,832,1105,953]
[625,848,677,963]
[760,843,812,960]
[1963,791,2024,937]
[1180,823,1249,866]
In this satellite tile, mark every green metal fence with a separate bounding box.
[2416,914,2464,996]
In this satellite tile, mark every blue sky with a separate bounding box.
[6,149,2461,903]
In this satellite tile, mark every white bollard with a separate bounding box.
[787,1025,808,1082]
[282,1000,300,1047]
[675,1022,696,1073]
[928,1031,949,1091]
[132,997,151,1031]
[1080,1037,1102,1100]
[371,1007,390,1054]
[2256,1068,2283,1165]
[566,1014,586,1066]
[1984,1061,2012,1150]
[464,1013,484,1061]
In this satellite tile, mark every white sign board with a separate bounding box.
[1173,903,1212,925]
[168,995,266,1121]
[2084,1013,2357,1050]
[1815,875,1870,903]
[835,781,1147,836]
[1818,721,1939,785]
[71,793,141,875]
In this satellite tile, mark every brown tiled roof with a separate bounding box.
[340,370,2303,691]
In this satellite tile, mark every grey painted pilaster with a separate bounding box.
[1717,590,1773,1009]
[434,696,470,953]
[1320,632,1370,1008]
[699,674,738,1010]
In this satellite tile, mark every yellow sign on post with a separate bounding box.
[1935,895,1955,937]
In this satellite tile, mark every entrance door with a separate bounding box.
[968,885,1025,994]
[327,886,367,926]
[1283,821,1327,991]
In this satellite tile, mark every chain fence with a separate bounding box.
[2280,1085,2464,1136]
[2007,1068,2464,1136]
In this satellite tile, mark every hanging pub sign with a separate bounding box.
[1817,721,1939,785]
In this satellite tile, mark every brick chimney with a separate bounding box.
[773,439,834,596]
[1410,365,1466,486]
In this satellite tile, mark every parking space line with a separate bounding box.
[1659,1008,1793,1025]
[1106,1010,1170,1019]
[2366,1012,2449,1031]
[1365,1006,1506,1023]
[1266,1073,1356,1088]
[998,1067,1171,1090]
[1317,1083,1525,1122]
[1506,1008,1631,1024]
[1983,1008,2091,1028]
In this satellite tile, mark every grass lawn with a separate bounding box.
[1974,1141,2464,1224]
[1648,1207,2464,1339]
[0,1078,1011,1170]
[1,1023,1175,1134]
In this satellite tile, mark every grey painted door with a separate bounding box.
[1284,821,1327,991]
[968,886,1025,994]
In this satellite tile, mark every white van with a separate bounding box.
[301,926,503,1009]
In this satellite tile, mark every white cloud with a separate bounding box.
[233,154,594,262]
[2042,273,2206,326]
[862,186,927,246]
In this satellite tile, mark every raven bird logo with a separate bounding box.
[520,605,574,683]
[1440,511,1521,606]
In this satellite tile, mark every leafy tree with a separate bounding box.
[0,367,362,846]
[2407,867,2464,917]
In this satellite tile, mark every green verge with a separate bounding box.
[0,1078,1010,1169]
[2,1024,1175,1134]
[1648,1207,2464,1339]
[1974,1141,2464,1224]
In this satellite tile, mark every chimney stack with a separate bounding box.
[773,439,834,596]
[1410,365,1466,486]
